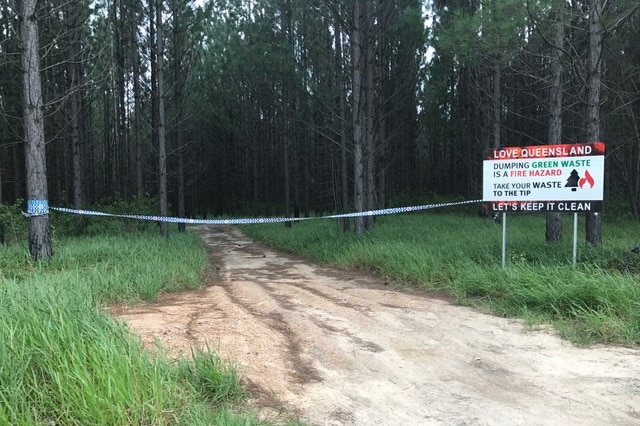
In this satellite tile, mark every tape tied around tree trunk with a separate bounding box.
[27,199,49,216]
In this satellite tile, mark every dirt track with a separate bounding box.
[115,226,640,425]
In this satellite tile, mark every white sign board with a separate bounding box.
[483,143,605,212]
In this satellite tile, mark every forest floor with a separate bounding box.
[114,226,640,426]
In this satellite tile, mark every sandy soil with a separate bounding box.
[113,225,640,425]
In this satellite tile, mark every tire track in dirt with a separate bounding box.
[115,226,640,426]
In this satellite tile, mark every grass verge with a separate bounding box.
[242,211,640,346]
[0,227,298,425]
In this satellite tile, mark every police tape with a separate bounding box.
[35,199,481,225]
[22,199,49,217]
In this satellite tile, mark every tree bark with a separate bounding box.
[283,102,292,228]
[114,0,127,198]
[156,0,168,238]
[12,142,22,200]
[585,0,604,246]
[21,0,52,260]
[149,0,158,197]
[334,23,349,232]
[546,5,565,243]
[132,13,143,195]
[352,0,367,235]
[173,0,186,232]
[628,105,640,218]
[282,0,293,228]
[0,151,3,205]
[492,62,501,149]
[364,0,376,231]
[66,1,84,233]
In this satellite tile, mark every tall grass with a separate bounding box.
[1,232,205,303]
[243,211,640,346]
[0,227,296,425]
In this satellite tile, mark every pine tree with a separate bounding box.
[21,0,52,260]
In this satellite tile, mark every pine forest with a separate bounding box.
[1,0,639,242]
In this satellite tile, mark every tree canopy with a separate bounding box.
[1,0,639,244]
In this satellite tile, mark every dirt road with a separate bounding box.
[115,226,640,425]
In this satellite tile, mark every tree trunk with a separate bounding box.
[335,23,349,232]
[375,0,390,209]
[628,105,640,218]
[492,62,501,149]
[253,139,259,217]
[114,0,127,198]
[282,0,292,228]
[364,0,376,231]
[12,142,22,200]
[173,2,186,232]
[352,0,367,235]
[585,0,604,246]
[102,82,110,197]
[546,6,565,243]
[156,0,168,238]
[0,151,3,204]
[111,74,119,197]
[66,1,84,234]
[149,0,158,196]
[21,0,51,260]
[133,16,143,195]
[177,149,185,232]
[283,107,292,227]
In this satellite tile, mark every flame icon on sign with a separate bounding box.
[579,170,595,189]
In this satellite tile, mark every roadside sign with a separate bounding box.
[483,142,605,212]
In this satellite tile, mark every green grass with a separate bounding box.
[243,211,640,346]
[0,227,301,426]
[2,202,637,423]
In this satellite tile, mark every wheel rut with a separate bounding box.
[115,225,640,426]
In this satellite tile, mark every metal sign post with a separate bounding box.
[502,213,507,268]
[572,213,578,266]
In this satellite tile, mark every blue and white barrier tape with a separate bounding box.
[47,199,481,224]
[322,199,481,219]
[50,207,307,225]
[22,199,49,217]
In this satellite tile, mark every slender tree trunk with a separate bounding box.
[149,0,158,190]
[21,0,51,260]
[375,30,387,212]
[0,0,8,208]
[0,154,3,205]
[177,149,185,232]
[628,105,640,218]
[66,1,84,233]
[133,19,143,195]
[114,0,127,198]
[0,159,3,242]
[282,0,292,228]
[156,0,168,237]
[352,0,366,235]
[12,142,22,200]
[111,73,119,196]
[364,0,376,230]
[102,83,110,197]
[173,2,186,232]
[492,62,501,149]
[253,139,259,216]
[334,23,349,232]
[585,0,604,245]
[283,106,292,227]
[546,6,565,242]
[0,146,3,204]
